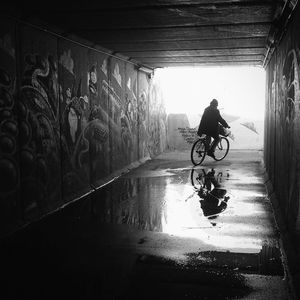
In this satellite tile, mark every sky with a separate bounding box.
[154,66,266,120]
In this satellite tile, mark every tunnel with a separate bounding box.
[0,1,300,299]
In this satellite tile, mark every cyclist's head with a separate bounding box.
[210,99,218,107]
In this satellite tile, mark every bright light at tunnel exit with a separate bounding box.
[154,66,266,120]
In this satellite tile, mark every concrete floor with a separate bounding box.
[0,150,295,299]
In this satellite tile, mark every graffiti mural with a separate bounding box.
[178,127,198,144]
[0,18,167,237]
[138,89,149,157]
[265,6,300,240]
[124,64,139,162]
[88,56,110,184]
[148,81,167,157]
[59,44,91,198]
[278,46,300,228]
[0,23,21,235]
[19,25,63,218]
[102,59,128,168]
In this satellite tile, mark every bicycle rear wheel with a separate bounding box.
[214,137,229,161]
[191,139,206,165]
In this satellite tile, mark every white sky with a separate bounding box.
[154,66,266,120]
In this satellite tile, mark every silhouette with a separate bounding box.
[197,99,230,158]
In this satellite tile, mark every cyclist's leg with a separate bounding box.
[210,135,220,153]
[205,136,211,150]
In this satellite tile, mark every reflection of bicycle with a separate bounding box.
[191,135,229,166]
[190,168,221,192]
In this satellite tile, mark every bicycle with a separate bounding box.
[190,167,220,191]
[190,133,230,166]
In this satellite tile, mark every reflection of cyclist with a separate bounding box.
[197,99,230,158]
[198,189,229,219]
[197,168,230,219]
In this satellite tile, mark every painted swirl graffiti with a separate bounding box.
[280,48,300,226]
[0,22,167,236]
[20,54,62,214]
[0,67,19,195]
[267,45,300,231]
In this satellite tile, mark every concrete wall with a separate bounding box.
[0,17,167,237]
[264,3,300,269]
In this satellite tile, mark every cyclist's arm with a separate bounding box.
[217,111,230,128]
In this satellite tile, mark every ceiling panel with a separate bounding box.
[36,5,274,29]
[5,0,294,68]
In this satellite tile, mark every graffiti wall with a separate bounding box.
[19,25,63,221]
[0,18,21,234]
[148,75,167,157]
[264,5,300,247]
[0,17,167,237]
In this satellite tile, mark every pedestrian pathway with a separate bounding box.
[0,150,294,299]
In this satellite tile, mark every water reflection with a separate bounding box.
[91,177,167,232]
[91,168,231,234]
[0,160,285,300]
[190,168,230,223]
[89,166,278,253]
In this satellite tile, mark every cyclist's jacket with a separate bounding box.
[197,105,229,138]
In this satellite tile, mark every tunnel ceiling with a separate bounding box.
[9,0,296,70]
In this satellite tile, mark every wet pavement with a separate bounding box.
[0,150,294,299]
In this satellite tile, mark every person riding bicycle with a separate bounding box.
[197,99,230,159]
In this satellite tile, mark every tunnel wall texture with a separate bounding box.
[0,17,167,238]
[264,4,300,262]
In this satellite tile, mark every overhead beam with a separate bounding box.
[121,48,265,58]
[97,38,267,52]
[33,5,274,29]
[75,23,270,43]
[152,61,263,67]
[21,0,276,11]
[137,54,264,63]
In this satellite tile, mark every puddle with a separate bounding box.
[4,163,283,277]
[0,159,285,299]
[91,167,234,231]
[89,166,277,252]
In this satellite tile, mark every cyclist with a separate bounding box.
[197,99,230,159]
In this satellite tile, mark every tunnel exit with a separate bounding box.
[154,67,266,151]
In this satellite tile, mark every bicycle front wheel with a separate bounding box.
[191,139,206,165]
[214,137,229,161]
